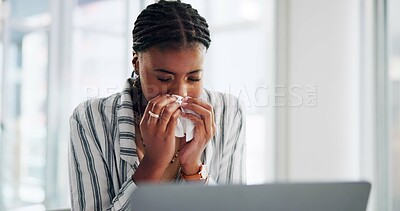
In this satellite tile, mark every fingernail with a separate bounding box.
[181,102,188,106]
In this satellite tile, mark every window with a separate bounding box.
[388,0,400,209]
[0,0,276,210]
[0,0,138,210]
[182,0,276,184]
[0,0,50,210]
[70,0,130,108]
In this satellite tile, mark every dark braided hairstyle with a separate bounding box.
[131,0,211,88]
[132,0,211,52]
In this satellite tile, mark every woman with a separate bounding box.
[69,1,245,210]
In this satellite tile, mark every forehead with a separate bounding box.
[139,46,205,73]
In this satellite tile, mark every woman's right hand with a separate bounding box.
[133,94,181,183]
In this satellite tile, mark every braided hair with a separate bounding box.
[132,0,211,52]
[131,0,211,88]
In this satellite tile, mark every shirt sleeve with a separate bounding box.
[217,96,246,184]
[69,116,137,211]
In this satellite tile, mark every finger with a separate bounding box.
[181,112,207,144]
[184,97,213,112]
[159,101,181,131]
[142,94,163,122]
[143,94,176,123]
[184,97,215,126]
[182,103,213,135]
[140,94,162,125]
[165,108,182,136]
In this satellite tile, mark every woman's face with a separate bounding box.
[133,46,205,101]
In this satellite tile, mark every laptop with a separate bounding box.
[131,181,371,211]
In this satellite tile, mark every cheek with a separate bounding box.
[139,75,165,100]
[189,84,203,98]
[142,87,160,101]
[142,84,170,100]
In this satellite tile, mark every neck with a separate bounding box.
[140,95,148,114]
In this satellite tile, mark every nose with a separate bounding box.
[169,82,188,97]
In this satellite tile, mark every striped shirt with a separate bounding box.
[69,78,246,210]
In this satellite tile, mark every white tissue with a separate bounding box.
[172,94,198,142]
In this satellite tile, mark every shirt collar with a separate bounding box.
[117,78,140,167]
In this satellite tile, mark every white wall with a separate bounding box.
[286,0,360,181]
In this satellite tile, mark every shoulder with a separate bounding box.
[70,92,121,127]
[202,89,245,132]
[202,88,245,116]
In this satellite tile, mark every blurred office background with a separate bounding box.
[0,0,399,210]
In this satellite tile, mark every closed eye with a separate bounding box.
[157,77,173,82]
[189,78,202,82]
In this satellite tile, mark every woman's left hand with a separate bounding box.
[178,97,216,175]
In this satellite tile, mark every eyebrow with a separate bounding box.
[154,69,202,75]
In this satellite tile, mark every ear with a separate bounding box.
[132,52,139,75]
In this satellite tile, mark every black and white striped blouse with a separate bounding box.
[69,78,246,210]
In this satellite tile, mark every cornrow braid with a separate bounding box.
[132,0,211,52]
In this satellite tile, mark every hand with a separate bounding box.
[179,97,216,175]
[134,94,181,182]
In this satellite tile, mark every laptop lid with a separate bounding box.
[131,182,371,211]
